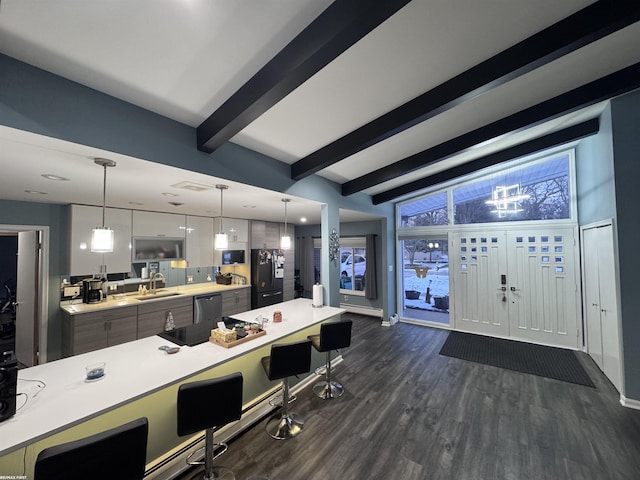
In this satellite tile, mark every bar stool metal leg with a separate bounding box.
[312,351,344,399]
[266,377,304,439]
[184,427,234,480]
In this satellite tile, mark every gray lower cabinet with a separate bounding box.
[137,296,193,338]
[221,289,250,317]
[61,289,253,357]
[62,306,138,357]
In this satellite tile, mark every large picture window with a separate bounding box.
[453,153,571,224]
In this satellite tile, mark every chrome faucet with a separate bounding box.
[149,272,166,294]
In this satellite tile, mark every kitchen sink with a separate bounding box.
[135,292,183,301]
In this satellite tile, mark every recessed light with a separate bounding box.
[300,217,307,223]
[41,174,69,181]
[25,190,47,195]
[162,192,179,197]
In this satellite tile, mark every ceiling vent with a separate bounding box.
[171,181,215,192]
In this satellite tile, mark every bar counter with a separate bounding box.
[0,298,344,478]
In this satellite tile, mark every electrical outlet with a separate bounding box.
[64,286,80,297]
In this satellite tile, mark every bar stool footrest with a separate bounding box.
[186,442,229,466]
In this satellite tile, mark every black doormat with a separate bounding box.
[439,331,595,387]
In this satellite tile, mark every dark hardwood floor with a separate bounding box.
[177,313,640,480]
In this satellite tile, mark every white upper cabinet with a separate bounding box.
[186,216,214,267]
[214,217,248,243]
[132,211,186,238]
[69,205,132,276]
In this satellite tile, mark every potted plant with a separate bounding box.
[405,279,421,300]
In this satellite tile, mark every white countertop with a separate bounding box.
[61,282,250,314]
[2,298,344,455]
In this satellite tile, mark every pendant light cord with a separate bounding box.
[101,163,107,228]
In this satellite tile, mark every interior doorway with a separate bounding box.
[0,225,46,367]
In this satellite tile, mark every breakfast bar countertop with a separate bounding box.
[1,298,344,456]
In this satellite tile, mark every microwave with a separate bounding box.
[222,249,245,265]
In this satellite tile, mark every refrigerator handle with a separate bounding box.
[271,254,275,287]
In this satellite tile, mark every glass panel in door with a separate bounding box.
[400,237,449,325]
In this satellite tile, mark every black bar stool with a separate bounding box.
[177,372,243,480]
[308,319,352,399]
[34,417,149,480]
[261,339,312,440]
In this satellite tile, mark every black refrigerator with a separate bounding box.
[251,249,285,308]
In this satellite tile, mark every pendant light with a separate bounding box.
[91,158,116,253]
[280,198,291,250]
[215,184,229,250]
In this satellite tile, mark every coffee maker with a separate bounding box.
[82,278,104,304]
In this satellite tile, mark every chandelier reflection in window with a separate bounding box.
[485,184,530,218]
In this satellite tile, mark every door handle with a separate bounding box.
[510,286,518,291]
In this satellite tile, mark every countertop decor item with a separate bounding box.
[210,323,265,348]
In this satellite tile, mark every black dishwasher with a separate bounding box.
[193,293,222,324]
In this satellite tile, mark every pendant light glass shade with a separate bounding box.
[215,184,229,250]
[91,158,116,253]
[214,232,228,250]
[280,198,291,250]
[91,227,114,253]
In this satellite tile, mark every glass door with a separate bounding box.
[400,236,449,325]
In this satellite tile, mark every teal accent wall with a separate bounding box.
[610,90,640,401]
[296,219,395,318]
[575,104,617,225]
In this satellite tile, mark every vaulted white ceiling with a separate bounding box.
[0,0,639,223]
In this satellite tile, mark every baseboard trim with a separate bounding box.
[620,395,640,410]
[145,357,344,479]
[340,303,383,318]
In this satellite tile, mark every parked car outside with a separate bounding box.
[340,253,366,277]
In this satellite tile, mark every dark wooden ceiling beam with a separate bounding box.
[372,119,599,205]
[196,0,411,153]
[343,61,640,197]
[292,0,640,180]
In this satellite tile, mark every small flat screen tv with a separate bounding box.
[222,249,245,265]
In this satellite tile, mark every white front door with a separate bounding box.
[506,227,580,349]
[452,232,509,337]
[452,226,580,349]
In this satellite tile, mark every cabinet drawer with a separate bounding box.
[73,306,138,324]
[137,296,192,315]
